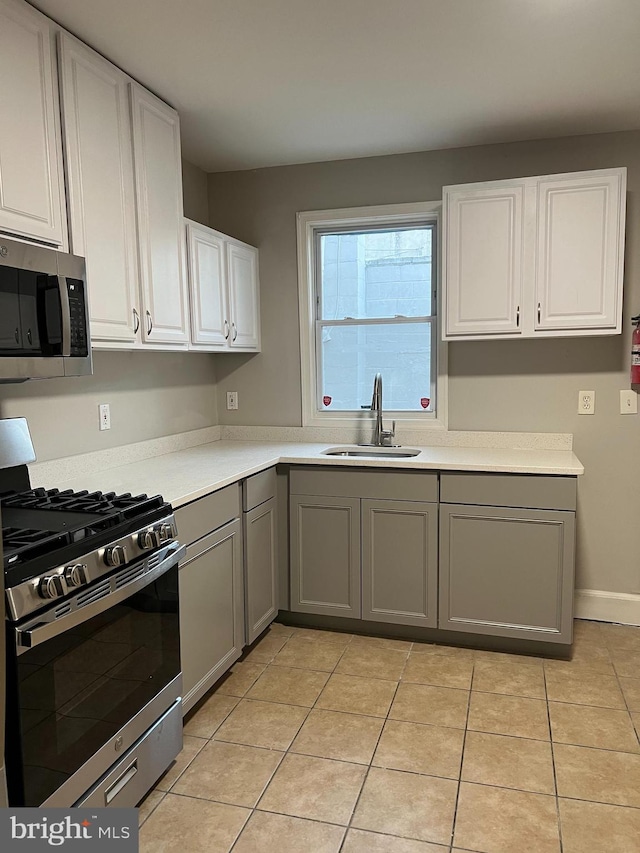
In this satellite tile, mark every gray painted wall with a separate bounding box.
[207,130,640,597]
[0,159,218,462]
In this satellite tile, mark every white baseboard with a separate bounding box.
[575,589,640,626]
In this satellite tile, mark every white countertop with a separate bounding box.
[32,440,584,509]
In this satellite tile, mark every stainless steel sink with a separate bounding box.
[322,446,421,458]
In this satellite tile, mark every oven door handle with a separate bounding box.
[16,543,185,652]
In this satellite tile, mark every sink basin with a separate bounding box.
[322,446,421,458]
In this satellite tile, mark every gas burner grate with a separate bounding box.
[0,487,157,516]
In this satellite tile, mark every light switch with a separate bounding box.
[620,390,638,414]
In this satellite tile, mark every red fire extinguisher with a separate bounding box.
[632,315,640,386]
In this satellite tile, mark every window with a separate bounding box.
[297,202,446,429]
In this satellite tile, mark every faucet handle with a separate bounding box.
[380,421,396,446]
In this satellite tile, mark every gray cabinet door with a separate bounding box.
[290,494,361,618]
[244,496,278,645]
[439,504,575,643]
[179,519,244,713]
[362,499,438,628]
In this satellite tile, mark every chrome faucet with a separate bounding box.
[369,373,397,447]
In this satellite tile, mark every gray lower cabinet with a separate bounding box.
[439,504,575,642]
[362,499,438,628]
[244,495,278,644]
[290,494,361,618]
[179,518,244,713]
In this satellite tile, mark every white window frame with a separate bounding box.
[297,201,447,430]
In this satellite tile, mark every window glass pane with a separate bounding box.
[319,228,433,320]
[319,322,433,412]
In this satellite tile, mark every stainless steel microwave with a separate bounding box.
[0,237,91,381]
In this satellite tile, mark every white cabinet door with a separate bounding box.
[0,0,66,246]
[227,241,260,350]
[443,183,524,337]
[58,34,140,344]
[535,170,625,332]
[130,83,189,345]
[186,221,228,348]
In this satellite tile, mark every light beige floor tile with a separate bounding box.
[183,694,239,738]
[573,619,603,642]
[472,662,545,699]
[258,753,366,825]
[559,797,640,853]
[140,793,250,853]
[549,702,640,753]
[609,647,640,678]
[467,691,550,740]
[315,673,397,717]
[272,637,345,671]
[543,642,614,677]
[213,698,308,750]
[246,665,329,706]
[599,622,640,652]
[138,790,164,827]
[453,783,560,853]
[461,731,555,794]
[632,711,640,738]
[293,627,353,647]
[215,661,267,697]
[342,828,448,853]
[411,643,476,661]
[389,682,469,729]
[352,766,457,845]
[350,634,413,651]
[473,650,543,668]
[172,740,283,807]
[232,811,345,853]
[619,676,640,711]
[241,633,288,664]
[402,654,473,689]
[290,709,384,764]
[554,742,640,807]
[544,671,626,708]
[267,622,296,638]
[154,735,207,791]
[373,719,464,778]
[336,646,409,680]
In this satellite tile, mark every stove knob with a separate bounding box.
[137,529,161,550]
[104,544,128,568]
[65,563,88,588]
[159,522,176,542]
[38,575,65,600]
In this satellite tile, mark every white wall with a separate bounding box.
[207,130,640,607]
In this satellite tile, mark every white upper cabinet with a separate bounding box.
[442,168,626,340]
[0,0,66,247]
[535,172,625,332]
[185,220,261,353]
[227,240,260,350]
[444,183,524,337]
[58,33,140,343]
[130,84,189,346]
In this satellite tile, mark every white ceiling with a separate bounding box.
[32,0,640,173]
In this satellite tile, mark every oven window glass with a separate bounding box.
[9,565,180,807]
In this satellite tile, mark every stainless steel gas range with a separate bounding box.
[1,418,185,808]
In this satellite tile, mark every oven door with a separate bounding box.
[5,543,184,807]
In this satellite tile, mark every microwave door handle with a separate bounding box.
[15,543,185,652]
[57,276,71,356]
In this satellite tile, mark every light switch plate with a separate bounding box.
[620,390,638,414]
[578,391,595,415]
[99,403,111,430]
[226,391,239,411]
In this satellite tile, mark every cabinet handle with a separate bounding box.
[537,302,541,324]
[224,320,230,340]
[14,328,19,344]
[132,308,140,334]
[516,306,520,327]
[146,310,153,335]
[231,322,237,342]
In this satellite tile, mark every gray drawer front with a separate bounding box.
[243,467,277,511]
[175,483,240,546]
[440,472,576,511]
[290,466,438,502]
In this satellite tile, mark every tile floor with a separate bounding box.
[139,619,640,852]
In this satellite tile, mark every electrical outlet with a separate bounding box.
[620,390,638,414]
[99,403,111,430]
[578,391,595,415]
[226,391,238,411]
